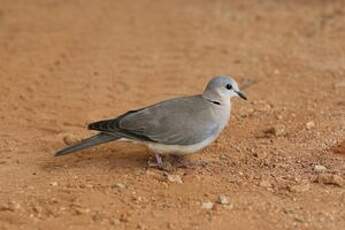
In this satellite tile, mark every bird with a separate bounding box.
[55,76,247,168]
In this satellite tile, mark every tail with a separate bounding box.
[55,133,120,156]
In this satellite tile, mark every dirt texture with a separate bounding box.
[1,0,345,229]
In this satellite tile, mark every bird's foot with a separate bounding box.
[147,154,173,171]
[170,155,208,169]
[169,155,193,169]
[147,154,207,171]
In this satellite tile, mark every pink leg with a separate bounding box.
[155,153,163,168]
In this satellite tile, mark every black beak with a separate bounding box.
[236,91,247,100]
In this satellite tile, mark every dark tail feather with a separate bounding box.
[55,133,120,156]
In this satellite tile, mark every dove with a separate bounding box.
[55,76,247,168]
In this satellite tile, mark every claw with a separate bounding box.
[147,153,164,169]
[147,154,173,171]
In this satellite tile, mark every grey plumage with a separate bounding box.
[55,76,247,161]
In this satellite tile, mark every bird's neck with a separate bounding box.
[202,92,229,107]
[202,93,232,128]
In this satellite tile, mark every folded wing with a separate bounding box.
[88,96,219,146]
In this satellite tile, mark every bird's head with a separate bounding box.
[203,76,247,103]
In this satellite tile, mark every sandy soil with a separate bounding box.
[1,0,345,229]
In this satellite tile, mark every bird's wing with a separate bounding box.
[88,96,219,145]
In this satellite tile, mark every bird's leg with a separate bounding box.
[154,153,163,168]
[148,153,164,168]
[147,153,173,171]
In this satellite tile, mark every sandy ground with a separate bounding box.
[1,0,345,229]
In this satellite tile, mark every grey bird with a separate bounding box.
[55,76,247,167]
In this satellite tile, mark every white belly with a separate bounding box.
[145,134,219,155]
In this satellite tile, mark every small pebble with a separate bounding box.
[63,134,80,145]
[306,121,315,130]
[314,165,327,173]
[74,207,90,215]
[201,201,214,209]
[264,125,286,137]
[112,183,126,189]
[50,182,58,186]
[252,151,268,159]
[217,195,230,205]
[110,218,121,225]
[166,174,183,184]
[294,216,305,223]
[119,213,130,222]
[276,114,283,120]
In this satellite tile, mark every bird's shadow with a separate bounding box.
[40,142,152,173]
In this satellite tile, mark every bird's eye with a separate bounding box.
[226,84,233,90]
